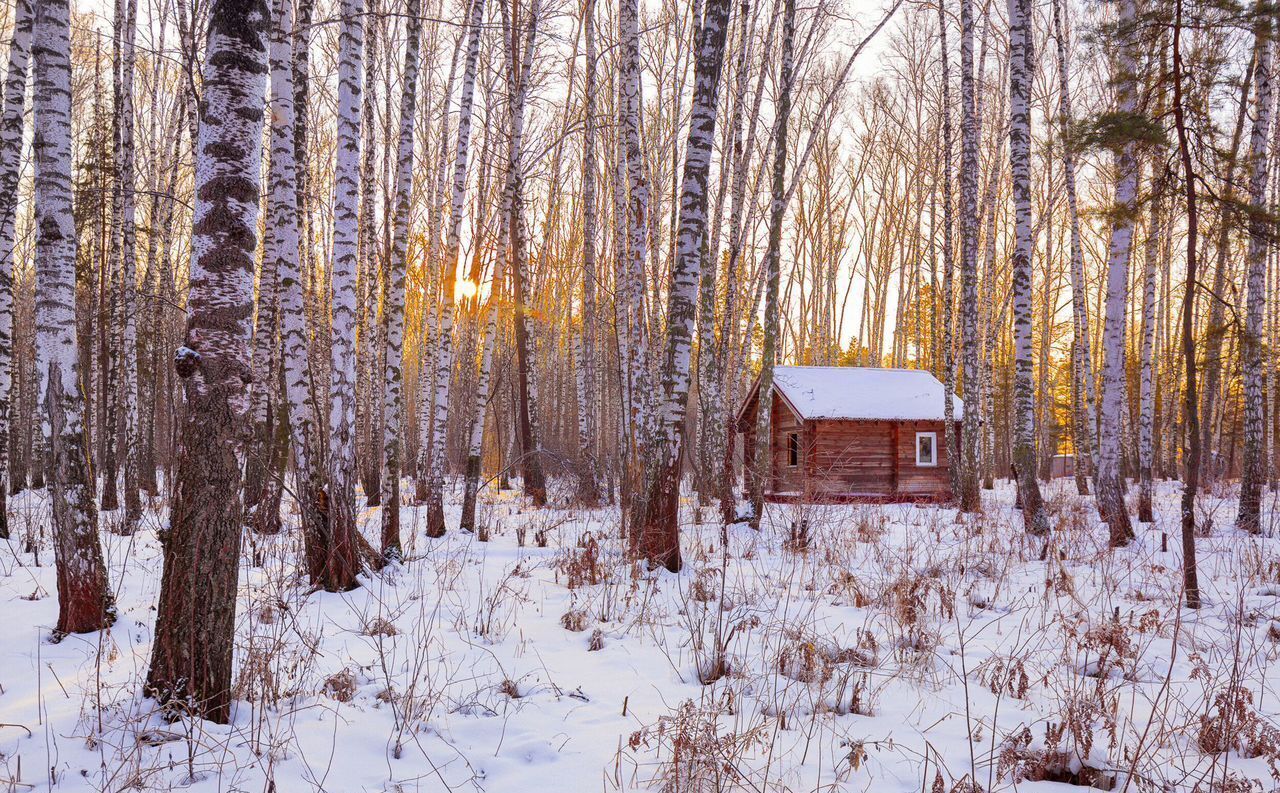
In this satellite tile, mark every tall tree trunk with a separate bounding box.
[414,30,460,504]
[33,0,115,638]
[1007,0,1046,535]
[635,0,732,570]
[1201,61,1254,486]
[618,0,654,529]
[459,297,496,533]
[425,0,486,537]
[957,0,981,512]
[1239,6,1273,534]
[1096,0,1139,546]
[1138,185,1164,523]
[1050,0,1095,496]
[273,0,327,587]
[0,0,32,540]
[116,0,143,532]
[146,0,270,721]
[504,0,547,509]
[379,0,424,560]
[1172,0,1200,609]
[573,0,602,508]
[244,0,291,536]
[461,0,538,532]
[749,0,795,528]
[938,0,958,501]
[321,0,367,592]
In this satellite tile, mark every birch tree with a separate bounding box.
[749,0,796,527]
[0,0,32,540]
[271,0,329,585]
[573,0,602,508]
[321,0,367,591]
[938,0,958,500]
[116,0,144,532]
[1138,185,1163,523]
[146,0,270,720]
[1051,0,1095,496]
[634,0,732,568]
[1238,6,1273,534]
[1095,0,1140,546]
[380,0,424,560]
[425,0,486,538]
[957,0,981,512]
[503,0,548,509]
[33,0,116,638]
[1006,0,1047,535]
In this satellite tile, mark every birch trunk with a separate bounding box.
[1096,0,1139,546]
[379,0,423,560]
[115,0,143,531]
[0,0,32,540]
[1006,0,1046,535]
[32,0,115,638]
[635,0,731,569]
[1138,185,1164,523]
[938,0,958,501]
[619,0,654,512]
[749,0,796,527]
[1239,11,1273,533]
[957,0,981,512]
[425,0,485,537]
[321,0,366,591]
[270,0,327,585]
[245,0,292,536]
[1050,0,1095,495]
[504,0,547,509]
[574,0,602,508]
[415,33,460,503]
[1201,65,1253,485]
[147,0,270,721]
[459,297,496,533]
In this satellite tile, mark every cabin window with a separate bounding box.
[916,432,938,467]
[787,432,800,467]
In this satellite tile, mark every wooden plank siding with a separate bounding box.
[769,395,806,494]
[758,391,955,503]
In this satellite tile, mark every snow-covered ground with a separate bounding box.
[3,478,1280,792]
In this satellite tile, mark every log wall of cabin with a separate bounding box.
[893,419,952,496]
[775,418,953,498]
[806,420,895,495]
[769,396,805,494]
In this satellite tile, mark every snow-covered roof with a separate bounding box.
[767,366,964,422]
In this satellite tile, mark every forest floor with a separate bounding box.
[2,477,1280,792]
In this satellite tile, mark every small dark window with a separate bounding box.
[788,432,800,467]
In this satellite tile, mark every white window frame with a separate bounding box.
[915,431,938,467]
[787,432,800,468]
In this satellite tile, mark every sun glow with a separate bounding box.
[455,279,479,301]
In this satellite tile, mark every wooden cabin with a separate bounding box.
[735,366,964,503]
[1049,454,1076,478]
